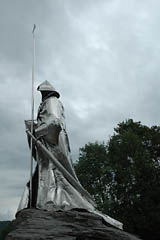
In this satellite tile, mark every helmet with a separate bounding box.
[37,80,60,98]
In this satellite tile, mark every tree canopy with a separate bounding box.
[75,119,160,240]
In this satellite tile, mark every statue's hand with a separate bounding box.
[25,120,38,132]
[34,123,48,139]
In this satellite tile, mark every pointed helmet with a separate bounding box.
[37,80,60,98]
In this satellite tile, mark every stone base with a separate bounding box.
[6,208,141,240]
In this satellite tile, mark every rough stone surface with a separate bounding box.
[6,209,141,240]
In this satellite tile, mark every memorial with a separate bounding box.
[6,81,142,240]
[16,80,122,230]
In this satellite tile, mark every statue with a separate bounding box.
[17,80,122,230]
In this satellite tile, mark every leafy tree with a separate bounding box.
[75,119,160,240]
[107,119,160,239]
[75,142,112,210]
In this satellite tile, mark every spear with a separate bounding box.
[30,24,36,208]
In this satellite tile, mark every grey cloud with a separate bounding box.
[1,0,160,220]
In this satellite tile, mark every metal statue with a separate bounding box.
[17,80,123,230]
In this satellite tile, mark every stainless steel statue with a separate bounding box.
[17,80,123,229]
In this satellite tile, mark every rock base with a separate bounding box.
[6,208,141,240]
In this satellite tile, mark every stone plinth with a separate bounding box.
[6,209,141,240]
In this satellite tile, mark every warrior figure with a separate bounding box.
[17,80,122,229]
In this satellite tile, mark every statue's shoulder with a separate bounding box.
[44,97,64,118]
[48,97,64,110]
[47,96,60,107]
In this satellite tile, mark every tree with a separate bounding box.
[75,142,112,210]
[75,119,160,240]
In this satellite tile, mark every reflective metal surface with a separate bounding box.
[37,80,60,98]
[17,87,123,230]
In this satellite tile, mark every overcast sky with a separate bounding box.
[0,0,160,220]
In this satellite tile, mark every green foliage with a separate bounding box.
[0,221,12,240]
[75,142,112,210]
[75,119,160,240]
[107,119,160,239]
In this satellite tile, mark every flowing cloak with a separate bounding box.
[17,96,123,230]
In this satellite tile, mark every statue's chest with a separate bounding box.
[37,102,47,122]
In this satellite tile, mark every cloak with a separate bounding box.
[17,95,123,230]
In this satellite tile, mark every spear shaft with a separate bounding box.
[30,24,36,208]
